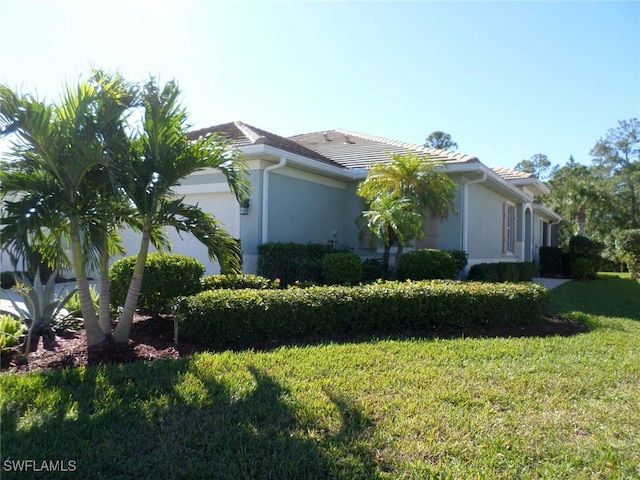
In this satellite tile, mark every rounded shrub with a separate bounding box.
[396,249,457,281]
[570,258,596,281]
[444,249,469,275]
[322,253,363,285]
[110,253,205,315]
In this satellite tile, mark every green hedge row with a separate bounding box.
[467,262,537,283]
[174,281,549,348]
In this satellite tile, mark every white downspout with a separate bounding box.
[462,173,488,254]
[261,157,287,243]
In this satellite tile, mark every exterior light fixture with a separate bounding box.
[239,199,250,215]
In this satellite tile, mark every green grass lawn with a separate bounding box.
[1,275,639,479]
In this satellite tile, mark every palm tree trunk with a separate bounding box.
[98,240,112,336]
[112,218,152,343]
[70,224,105,346]
[395,243,405,268]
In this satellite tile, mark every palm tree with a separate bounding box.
[0,71,137,346]
[357,152,457,272]
[111,78,250,343]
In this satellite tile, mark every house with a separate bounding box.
[117,121,561,274]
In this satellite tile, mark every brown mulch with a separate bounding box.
[0,316,588,374]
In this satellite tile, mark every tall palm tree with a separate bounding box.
[112,78,250,343]
[0,71,137,345]
[357,152,457,271]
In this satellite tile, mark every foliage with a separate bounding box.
[395,249,457,281]
[0,270,76,354]
[357,152,458,272]
[201,274,280,291]
[515,153,551,180]
[444,249,468,274]
[616,229,640,279]
[65,284,99,318]
[424,130,458,150]
[0,314,24,353]
[257,242,348,286]
[569,258,597,281]
[0,271,21,289]
[322,253,363,285]
[361,257,384,283]
[539,246,563,277]
[569,235,604,280]
[174,281,548,348]
[467,262,537,283]
[110,253,205,315]
[590,118,639,229]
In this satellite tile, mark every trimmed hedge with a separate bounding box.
[396,249,457,281]
[201,274,280,290]
[467,262,538,283]
[174,280,549,348]
[322,253,363,285]
[110,253,205,314]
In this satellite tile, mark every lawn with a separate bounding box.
[1,274,639,479]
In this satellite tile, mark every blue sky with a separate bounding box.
[1,0,638,170]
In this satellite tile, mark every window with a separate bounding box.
[503,202,517,254]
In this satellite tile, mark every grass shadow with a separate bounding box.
[1,358,381,479]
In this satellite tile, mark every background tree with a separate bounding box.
[590,118,639,228]
[357,152,457,272]
[515,153,552,180]
[424,131,458,150]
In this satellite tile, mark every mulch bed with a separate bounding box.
[1,315,588,374]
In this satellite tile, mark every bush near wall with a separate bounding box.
[322,253,363,285]
[174,281,548,348]
[539,247,563,277]
[467,262,538,283]
[396,249,457,281]
[257,242,351,286]
[110,253,205,315]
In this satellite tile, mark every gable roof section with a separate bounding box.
[290,129,480,169]
[492,167,536,181]
[188,121,343,169]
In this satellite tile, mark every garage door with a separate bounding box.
[118,192,239,275]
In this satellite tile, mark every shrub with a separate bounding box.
[174,281,549,348]
[396,249,457,281]
[570,258,597,281]
[110,253,205,315]
[616,229,640,279]
[539,247,563,277]
[322,253,363,285]
[201,274,280,290]
[467,262,536,283]
[361,258,384,283]
[518,262,539,282]
[1,271,19,289]
[0,314,24,353]
[569,235,604,271]
[445,249,469,275]
[257,242,350,286]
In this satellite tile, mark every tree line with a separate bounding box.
[515,118,639,267]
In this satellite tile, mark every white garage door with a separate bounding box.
[118,192,239,275]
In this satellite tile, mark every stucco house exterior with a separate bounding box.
[117,121,560,275]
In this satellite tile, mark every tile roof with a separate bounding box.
[187,121,343,168]
[289,129,480,169]
[492,167,537,181]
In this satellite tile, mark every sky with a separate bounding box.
[1,0,638,170]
